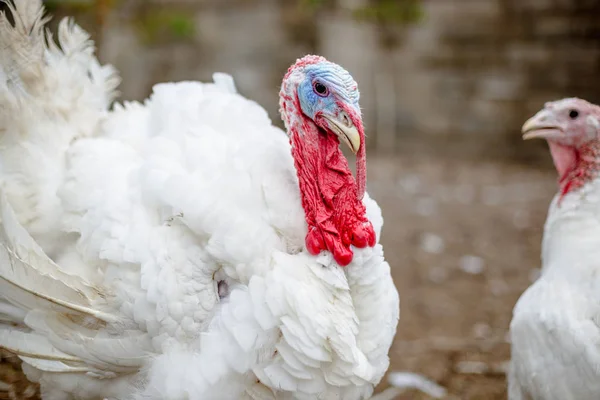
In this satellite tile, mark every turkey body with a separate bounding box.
[509,178,600,400]
[0,2,399,399]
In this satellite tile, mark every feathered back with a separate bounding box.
[0,0,119,252]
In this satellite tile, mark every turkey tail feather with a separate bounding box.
[0,0,120,248]
[0,0,119,104]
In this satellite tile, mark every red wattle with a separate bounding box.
[333,247,353,267]
[350,221,375,248]
[306,227,325,255]
[368,227,376,247]
[288,114,375,267]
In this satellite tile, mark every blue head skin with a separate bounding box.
[296,62,362,154]
[279,55,368,200]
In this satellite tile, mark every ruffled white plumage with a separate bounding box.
[509,177,600,399]
[0,1,399,399]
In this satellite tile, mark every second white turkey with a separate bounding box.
[510,98,600,400]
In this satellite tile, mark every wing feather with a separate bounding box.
[24,311,149,372]
[18,357,94,374]
[0,192,117,323]
[0,329,80,362]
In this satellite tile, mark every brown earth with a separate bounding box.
[0,155,557,400]
[370,155,555,399]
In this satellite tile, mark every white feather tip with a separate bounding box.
[387,371,447,398]
[212,72,237,94]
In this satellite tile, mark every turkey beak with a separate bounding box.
[522,110,563,140]
[323,109,367,199]
[323,113,361,154]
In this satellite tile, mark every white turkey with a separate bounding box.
[509,98,600,400]
[0,1,403,399]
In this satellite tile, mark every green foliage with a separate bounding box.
[136,9,196,45]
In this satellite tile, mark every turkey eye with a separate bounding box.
[569,109,579,119]
[313,81,328,96]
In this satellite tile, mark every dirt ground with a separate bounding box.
[0,154,557,400]
[368,155,556,399]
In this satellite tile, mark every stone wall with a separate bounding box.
[45,0,600,161]
[407,0,600,161]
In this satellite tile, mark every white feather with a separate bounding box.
[212,72,237,94]
[18,357,93,374]
[0,330,80,362]
[0,191,116,323]
[0,298,27,324]
[509,176,600,399]
[386,372,447,398]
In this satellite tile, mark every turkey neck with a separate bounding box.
[554,139,600,198]
[279,92,374,266]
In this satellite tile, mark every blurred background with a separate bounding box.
[2,0,600,399]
